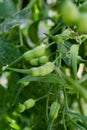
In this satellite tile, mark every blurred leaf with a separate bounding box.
[0,7,31,34]
[65,111,87,122]
[0,0,16,18]
[62,41,72,66]
[18,73,62,84]
[79,74,87,83]
[0,39,20,71]
[29,21,39,43]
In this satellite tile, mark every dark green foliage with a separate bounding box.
[0,0,87,130]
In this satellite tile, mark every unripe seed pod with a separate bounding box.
[32,44,46,57]
[39,56,49,64]
[23,44,46,61]
[29,62,54,76]
[49,102,60,120]
[23,50,34,61]
[24,98,35,109]
[18,103,26,113]
[30,68,40,76]
[7,62,54,76]
[30,58,39,66]
[62,0,79,26]
[77,13,87,33]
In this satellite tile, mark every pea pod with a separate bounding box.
[30,62,54,76]
[47,102,60,130]
[7,44,46,67]
[18,103,26,113]
[39,56,49,64]
[62,0,79,26]
[49,101,60,120]
[24,98,35,109]
[77,13,87,33]
[29,56,49,66]
[7,62,54,76]
[29,58,39,66]
[23,44,46,61]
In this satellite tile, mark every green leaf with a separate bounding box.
[0,39,20,71]
[70,44,79,80]
[0,7,31,34]
[0,0,16,18]
[29,22,39,43]
[18,73,62,84]
[62,41,72,66]
[79,74,87,83]
[63,73,87,102]
[65,111,87,122]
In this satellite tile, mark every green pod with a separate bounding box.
[7,62,54,76]
[32,44,46,57]
[24,98,35,109]
[29,62,54,76]
[77,13,87,33]
[30,67,40,76]
[18,103,26,113]
[62,0,79,26]
[49,101,60,120]
[39,56,49,64]
[23,44,46,61]
[29,58,39,66]
[38,62,54,76]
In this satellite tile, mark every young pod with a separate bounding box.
[18,103,26,113]
[30,58,39,66]
[38,62,54,76]
[23,44,46,61]
[30,67,40,76]
[39,56,49,65]
[24,98,35,109]
[76,13,87,33]
[62,0,79,26]
[49,101,60,120]
[29,56,49,66]
[7,62,54,76]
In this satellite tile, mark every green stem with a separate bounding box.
[35,95,47,102]
[19,29,23,46]
[6,67,31,74]
[47,119,54,130]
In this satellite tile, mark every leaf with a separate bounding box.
[18,73,62,84]
[29,22,39,43]
[62,41,72,66]
[65,111,87,122]
[79,74,87,83]
[63,73,87,102]
[0,0,16,18]
[70,44,79,80]
[0,7,31,34]
[0,39,20,71]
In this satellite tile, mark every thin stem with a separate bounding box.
[19,29,23,46]
[63,85,69,130]
[46,94,50,120]
[35,95,47,102]
[47,119,54,130]
[12,86,23,106]
[58,42,63,68]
